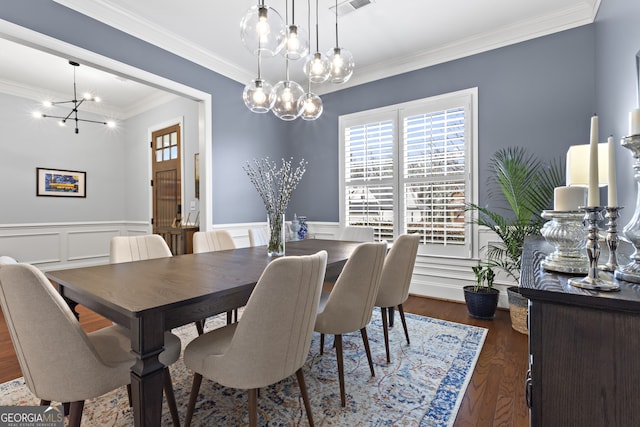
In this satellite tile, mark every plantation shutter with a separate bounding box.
[344,117,396,241]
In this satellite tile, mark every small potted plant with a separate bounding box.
[464,263,499,319]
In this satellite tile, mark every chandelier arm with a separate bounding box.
[41,114,107,125]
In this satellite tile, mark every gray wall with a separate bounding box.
[595,0,640,226]
[288,25,597,221]
[0,91,126,222]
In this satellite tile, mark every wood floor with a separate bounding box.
[0,295,529,426]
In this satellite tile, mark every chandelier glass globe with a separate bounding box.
[242,78,275,113]
[272,80,304,121]
[298,93,323,121]
[240,5,286,56]
[326,47,354,84]
[303,52,330,83]
[283,25,309,60]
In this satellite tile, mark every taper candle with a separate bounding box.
[630,109,640,136]
[608,135,617,206]
[588,115,599,206]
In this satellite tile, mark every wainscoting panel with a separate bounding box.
[67,228,121,261]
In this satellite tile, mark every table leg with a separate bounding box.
[130,312,165,427]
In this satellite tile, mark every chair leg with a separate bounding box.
[226,310,234,324]
[295,368,314,427]
[388,306,395,327]
[68,401,84,427]
[164,368,180,427]
[195,319,204,335]
[381,307,391,364]
[360,327,375,377]
[185,373,203,427]
[398,304,410,345]
[334,334,346,407]
[320,333,325,355]
[249,388,258,427]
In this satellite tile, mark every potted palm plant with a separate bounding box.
[464,263,499,319]
[466,147,564,328]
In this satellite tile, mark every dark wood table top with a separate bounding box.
[46,239,361,323]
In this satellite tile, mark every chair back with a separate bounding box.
[338,226,374,242]
[248,227,269,247]
[0,264,131,402]
[0,256,17,266]
[207,251,327,389]
[193,230,235,253]
[316,242,386,334]
[375,234,420,308]
[109,235,172,263]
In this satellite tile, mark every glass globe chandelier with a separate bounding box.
[240,0,286,56]
[242,53,275,113]
[272,59,305,121]
[326,0,354,84]
[298,0,323,121]
[282,0,309,61]
[303,0,330,83]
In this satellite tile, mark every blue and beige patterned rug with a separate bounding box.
[0,312,486,426]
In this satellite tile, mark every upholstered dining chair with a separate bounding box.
[192,229,235,253]
[0,263,180,427]
[107,235,184,425]
[247,227,269,247]
[314,241,386,407]
[183,250,328,427]
[374,233,420,364]
[0,255,17,266]
[192,229,239,326]
[338,225,375,242]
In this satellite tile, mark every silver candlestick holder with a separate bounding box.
[569,206,620,291]
[600,206,622,272]
[540,210,589,274]
[615,134,640,283]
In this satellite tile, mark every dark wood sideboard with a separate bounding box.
[520,236,640,427]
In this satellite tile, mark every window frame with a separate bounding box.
[338,88,478,258]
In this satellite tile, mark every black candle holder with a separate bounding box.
[568,206,620,291]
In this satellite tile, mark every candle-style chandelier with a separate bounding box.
[240,0,354,121]
[32,60,115,134]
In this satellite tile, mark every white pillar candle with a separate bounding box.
[607,135,617,207]
[630,109,640,136]
[554,186,587,211]
[588,115,599,206]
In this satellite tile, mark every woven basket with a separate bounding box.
[507,286,528,335]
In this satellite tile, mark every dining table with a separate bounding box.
[45,238,362,427]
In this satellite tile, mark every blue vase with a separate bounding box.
[297,216,307,240]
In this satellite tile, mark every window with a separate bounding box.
[339,88,477,257]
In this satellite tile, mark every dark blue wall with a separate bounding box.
[0,1,609,225]
[288,25,597,221]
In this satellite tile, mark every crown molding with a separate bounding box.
[52,0,253,84]
[317,2,599,94]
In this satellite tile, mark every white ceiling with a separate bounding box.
[0,0,600,117]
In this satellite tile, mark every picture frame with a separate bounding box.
[36,167,86,198]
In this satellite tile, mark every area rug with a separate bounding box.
[0,312,486,426]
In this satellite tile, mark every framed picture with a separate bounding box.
[36,167,86,198]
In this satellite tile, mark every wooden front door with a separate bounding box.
[152,124,181,232]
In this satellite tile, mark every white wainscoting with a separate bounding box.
[0,220,512,307]
[0,221,151,271]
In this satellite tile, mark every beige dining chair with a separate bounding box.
[107,235,184,425]
[374,233,420,363]
[247,227,269,247]
[338,225,375,242]
[314,241,386,407]
[0,263,180,427]
[192,229,239,326]
[183,250,328,427]
[0,256,17,266]
[193,229,235,253]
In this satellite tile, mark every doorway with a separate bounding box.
[152,124,182,230]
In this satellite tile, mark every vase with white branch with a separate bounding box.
[244,157,307,256]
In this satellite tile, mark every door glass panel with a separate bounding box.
[171,146,178,159]
[156,136,162,149]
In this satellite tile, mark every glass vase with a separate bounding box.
[267,213,286,256]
